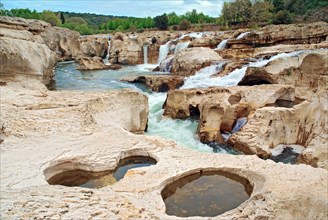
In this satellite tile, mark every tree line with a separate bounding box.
[219,0,328,26]
[0,1,327,35]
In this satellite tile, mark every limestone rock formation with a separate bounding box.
[228,22,328,49]
[122,74,184,92]
[172,47,223,76]
[0,17,57,86]
[164,85,295,144]
[41,26,81,61]
[239,49,328,97]
[79,36,109,58]
[75,56,121,70]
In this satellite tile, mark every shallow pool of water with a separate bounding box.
[162,171,252,217]
[47,156,157,188]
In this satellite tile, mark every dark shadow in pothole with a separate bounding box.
[161,170,253,217]
[45,156,157,188]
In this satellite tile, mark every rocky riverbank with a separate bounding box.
[1,16,328,219]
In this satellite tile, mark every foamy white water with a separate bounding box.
[216,39,228,50]
[146,93,212,153]
[174,41,190,54]
[181,50,308,89]
[236,32,250,40]
[143,44,148,64]
[158,41,171,64]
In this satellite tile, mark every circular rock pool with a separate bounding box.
[161,170,253,217]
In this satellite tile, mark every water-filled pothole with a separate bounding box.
[161,170,253,217]
[46,156,157,188]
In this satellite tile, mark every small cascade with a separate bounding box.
[236,32,250,40]
[181,62,226,89]
[174,41,190,54]
[143,44,148,64]
[103,39,110,65]
[216,39,228,50]
[222,117,248,141]
[158,41,171,64]
[159,56,174,72]
[181,50,307,89]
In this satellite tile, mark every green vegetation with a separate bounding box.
[0,0,327,35]
[219,0,328,26]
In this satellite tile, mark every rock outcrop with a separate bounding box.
[227,22,328,49]
[75,56,121,70]
[79,36,109,58]
[164,85,295,144]
[122,74,184,92]
[41,26,81,61]
[172,47,223,76]
[0,16,57,87]
[238,49,328,97]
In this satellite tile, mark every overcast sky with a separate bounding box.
[2,0,226,17]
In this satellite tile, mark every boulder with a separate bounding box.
[41,27,81,61]
[76,56,110,70]
[0,37,56,87]
[172,47,223,76]
[122,74,184,92]
[79,36,109,58]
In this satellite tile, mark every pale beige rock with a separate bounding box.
[76,56,111,70]
[79,36,109,58]
[164,85,295,145]
[228,22,328,48]
[239,49,328,98]
[0,37,57,86]
[172,47,223,76]
[122,74,184,92]
[41,26,81,61]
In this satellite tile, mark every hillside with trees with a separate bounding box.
[0,0,327,35]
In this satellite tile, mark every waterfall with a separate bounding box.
[181,50,307,90]
[159,56,174,72]
[103,39,110,65]
[181,62,226,89]
[158,41,171,64]
[174,41,190,54]
[143,44,148,64]
[236,32,250,40]
[216,39,228,50]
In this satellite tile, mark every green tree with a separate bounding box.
[250,0,274,23]
[272,10,294,24]
[40,10,61,26]
[154,13,168,30]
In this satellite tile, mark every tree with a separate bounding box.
[154,13,168,30]
[250,0,274,23]
[40,10,61,26]
[272,10,294,24]
[59,12,65,24]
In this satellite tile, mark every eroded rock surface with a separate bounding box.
[172,47,223,76]
[122,74,184,92]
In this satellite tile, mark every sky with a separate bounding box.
[2,0,227,17]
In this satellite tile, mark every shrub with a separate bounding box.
[179,19,191,30]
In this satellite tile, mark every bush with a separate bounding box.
[272,10,294,24]
[179,19,191,30]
